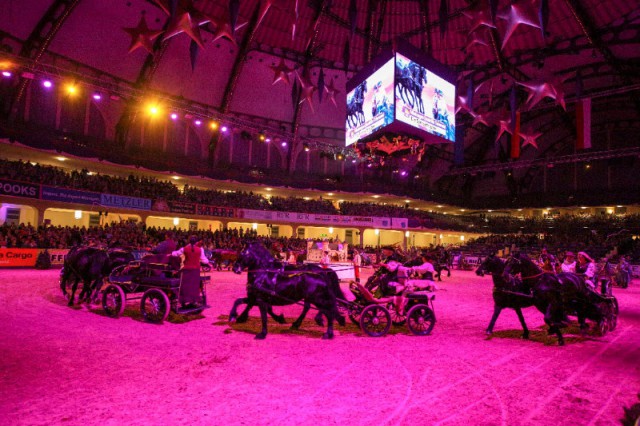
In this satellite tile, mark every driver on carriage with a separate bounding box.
[171,235,211,308]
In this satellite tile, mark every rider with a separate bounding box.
[171,235,211,308]
[538,247,558,273]
[575,251,597,290]
[320,251,331,269]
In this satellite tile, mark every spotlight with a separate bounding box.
[194,119,202,126]
[1,71,11,77]
[42,80,53,88]
[400,170,407,176]
[221,126,228,133]
[265,137,271,143]
[303,144,310,152]
[66,84,78,95]
[92,93,102,101]
[170,113,178,120]
[351,159,356,163]
[209,121,218,130]
[336,153,344,161]
[281,141,287,147]
[148,105,160,116]
[258,132,266,142]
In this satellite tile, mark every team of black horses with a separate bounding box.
[476,252,618,346]
[58,242,619,345]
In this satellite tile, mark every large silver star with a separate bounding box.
[521,130,542,149]
[156,0,209,48]
[297,72,317,112]
[462,0,497,33]
[324,78,340,108]
[206,13,247,45]
[497,0,541,50]
[518,77,567,110]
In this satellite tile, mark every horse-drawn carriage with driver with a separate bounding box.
[103,253,210,323]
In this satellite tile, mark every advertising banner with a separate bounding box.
[100,194,151,210]
[47,249,70,266]
[0,179,40,199]
[237,209,395,229]
[0,248,39,267]
[195,205,235,218]
[168,201,196,215]
[42,186,101,205]
[392,217,409,229]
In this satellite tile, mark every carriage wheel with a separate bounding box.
[597,319,609,336]
[407,304,436,336]
[102,284,126,318]
[141,289,170,323]
[359,305,391,337]
[387,302,406,326]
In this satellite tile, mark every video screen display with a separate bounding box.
[394,53,456,143]
[345,58,395,146]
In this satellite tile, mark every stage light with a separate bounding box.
[172,176,180,180]
[258,132,266,142]
[327,193,334,196]
[66,84,78,95]
[351,159,356,163]
[55,156,67,162]
[42,80,53,88]
[303,197,310,200]
[400,170,407,176]
[265,187,272,191]
[374,229,380,235]
[405,231,410,237]
[328,227,334,234]
[209,121,218,130]
[194,119,202,126]
[252,223,258,230]
[92,93,102,101]
[148,104,160,116]
[303,144,310,152]
[281,141,287,147]
[74,210,82,219]
[2,71,12,77]
[372,195,380,198]
[170,113,178,120]
[221,126,228,132]
[265,137,271,143]
[336,153,344,161]
[173,218,179,226]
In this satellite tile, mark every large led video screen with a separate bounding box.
[345,58,395,146]
[395,53,456,143]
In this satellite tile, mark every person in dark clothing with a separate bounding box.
[153,232,177,255]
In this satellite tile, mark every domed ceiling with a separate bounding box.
[1,0,639,207]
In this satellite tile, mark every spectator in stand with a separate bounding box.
[561,251,576,273]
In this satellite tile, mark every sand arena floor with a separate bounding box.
[1,267,639,426]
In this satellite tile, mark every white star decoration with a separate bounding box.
[269,58,294,85]
[462,0,497,33]
[497,0,541,50]
[518,77,567,110]
[297,72,317,112]
[521,130,542,149]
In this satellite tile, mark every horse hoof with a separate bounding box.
[485,330,492,336]
[255,333,267,340]
[275,315,286,324]
[290,324,300,330]
[558,340,565,346]
[236,315,248,323]
[229,317,237,324]
[322,333,334,340]
[522,333,529,340]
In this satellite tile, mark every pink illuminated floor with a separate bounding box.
[1,268,639,425]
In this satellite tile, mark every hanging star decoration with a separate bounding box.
[495,110,512,142]
[464,27,491,52]
[269,57,294,85]
[158,0,209,48]
[521,130,542,149]
[206,12,247,45]
[497,0,541,50]
[470,110,491,127]
[461,0,496,33]
[256,0,275,29]
[518,77,567,110]
[455,90,473,115]
[297,72,317,112]
[324,78,340,107]
[123,16,163,54]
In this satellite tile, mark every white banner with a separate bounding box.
[237,209,394,229]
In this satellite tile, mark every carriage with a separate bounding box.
[338,273,437,337]
[102,254,209,323]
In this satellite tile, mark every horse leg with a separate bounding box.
[291,302,311,330]
[445,266,451,277]
[545,304,565,346]
[322,310,335,340]
[515,308,529,339]
[229,297,249,323]
[486,304,502,336]
[255,300,269,340]
[68,276,80,306]
[268,307,286,324]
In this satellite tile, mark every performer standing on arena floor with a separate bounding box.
[172,235,210,307]
[320,251,331,269]
[352,249,362,283]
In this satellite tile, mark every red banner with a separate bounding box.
[0,249,40,267]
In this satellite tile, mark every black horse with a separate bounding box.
[476,255,535,339]
[346,81,367,129]
[504,253,617,345]
[61,247,134,306]
[409,63,427,114]
[230,242,345,339]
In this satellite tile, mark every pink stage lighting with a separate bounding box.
[2,71,12,77]
[194,120,202,126]
[221,126,228,132]
[170,113,178,120]
[42,80,53,88]
[92,93,102,101]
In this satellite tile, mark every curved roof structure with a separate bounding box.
[1,0,639,208]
